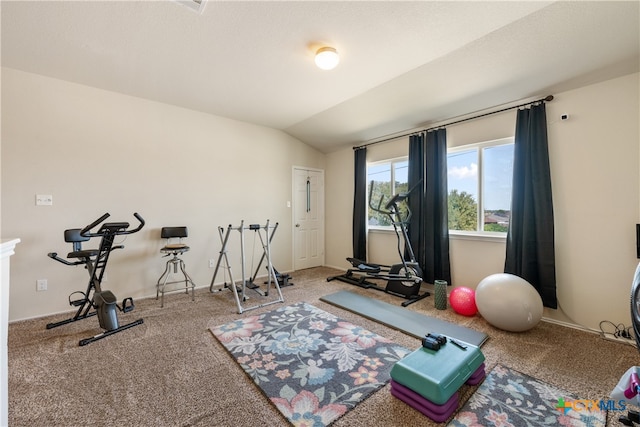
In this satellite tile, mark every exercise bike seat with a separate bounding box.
[346,257,382,273]
[64,229,98,260]
[67,249,99,259]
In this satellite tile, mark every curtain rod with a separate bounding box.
[353,94,554,151]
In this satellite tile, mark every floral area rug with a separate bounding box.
[210,302,410,426]
[447,364,607,427]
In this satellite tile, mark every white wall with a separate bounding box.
[325,72,640,332]
[1,68,325,321]
[3,67,639,332]
[547,73,639,329]
[325,149,353,269]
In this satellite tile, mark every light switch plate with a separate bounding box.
[36,194,53,206]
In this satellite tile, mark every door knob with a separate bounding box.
[295,224,300,227]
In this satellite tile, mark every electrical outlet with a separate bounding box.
[209,259,215,268]
[36,279,47,291]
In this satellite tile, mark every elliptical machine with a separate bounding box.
[327,182,429,307]
[47,212,145,346]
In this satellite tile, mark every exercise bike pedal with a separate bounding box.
[68,291,87,307]
[121,297,135,313]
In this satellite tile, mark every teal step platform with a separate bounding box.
[390,343,485,405]
[320,290,488,347]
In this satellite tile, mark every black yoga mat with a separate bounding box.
[320,290,488,347]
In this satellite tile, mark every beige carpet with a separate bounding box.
[8,267,639,426]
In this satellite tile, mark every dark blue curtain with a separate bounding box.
[424,129,451,285]
[505,103,557,308]
[408,130,451,285]
[352,147,367,261]
[407,133,425,268]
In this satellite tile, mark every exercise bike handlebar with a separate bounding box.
[47,252,85,266]
[80,213,111,236]
[80,212,145,237]
[130,212,146,233]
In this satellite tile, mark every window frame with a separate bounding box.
[366,156,409,231]
[447,136,514,239]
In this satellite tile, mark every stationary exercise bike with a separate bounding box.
[327,182,429,307]
[47,212,145,346]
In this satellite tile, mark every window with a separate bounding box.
[447,137,513,234]
[367,158,408,227]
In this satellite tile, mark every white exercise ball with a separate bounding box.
[475,273,543,332]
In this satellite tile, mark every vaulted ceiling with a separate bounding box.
[2,1,638,153]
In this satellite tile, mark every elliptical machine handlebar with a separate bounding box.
[80,212,145,238]
[368,180,422,222]
[369,180,390,214]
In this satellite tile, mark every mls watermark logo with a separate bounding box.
[556,397,627,413]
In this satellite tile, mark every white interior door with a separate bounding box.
[293,168,324,270]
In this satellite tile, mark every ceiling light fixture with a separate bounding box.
[315,47,339,70]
